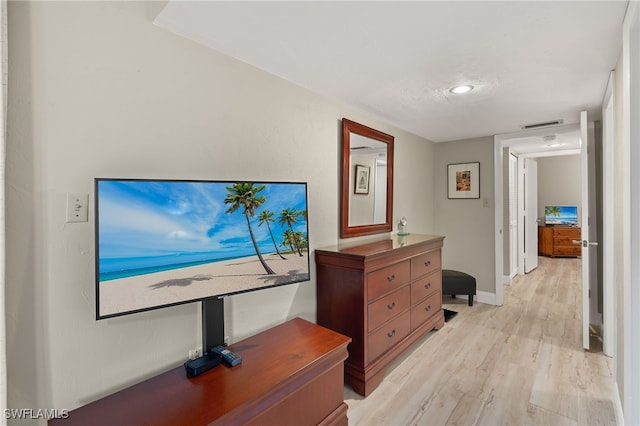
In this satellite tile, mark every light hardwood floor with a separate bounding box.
[345,256,616,425]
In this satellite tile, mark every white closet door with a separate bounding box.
[524,158,538,273]
[509,154,518,277]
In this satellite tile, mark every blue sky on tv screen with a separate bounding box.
[97,180,308,275]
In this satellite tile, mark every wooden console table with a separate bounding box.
[538,226,582,257]
[50,318,351,426]
[315,234,445,396]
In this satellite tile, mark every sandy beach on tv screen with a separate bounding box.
[99,252,309,317]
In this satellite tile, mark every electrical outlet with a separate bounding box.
[188,348,202,360]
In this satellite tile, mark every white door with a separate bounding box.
[524,158,538,273]
[509,154,519,277]
[602,72,615,357]
[373,159,387,224]
[580,110,593,350]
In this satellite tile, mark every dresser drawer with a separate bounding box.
[553,234,580,246]
[410,250,441,279]
[367,286,410,332]
[367,261,410,301]
[554,245,582,256]
[411,291,442,330]
[553,227,580,238]
[411,270,442,303]
[367,310,411,362]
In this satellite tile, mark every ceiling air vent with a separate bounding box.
[521,119,564,130]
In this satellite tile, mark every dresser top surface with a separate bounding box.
[316,234,444,258]
[51,318,351,425]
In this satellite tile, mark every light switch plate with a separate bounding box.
[66,193,89,222]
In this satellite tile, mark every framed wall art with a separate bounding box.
[447,162,480,199]
[354,164,370,194]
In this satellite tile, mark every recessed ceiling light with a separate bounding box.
[449,85,474,94]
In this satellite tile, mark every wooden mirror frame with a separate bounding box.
[340,118,394,238]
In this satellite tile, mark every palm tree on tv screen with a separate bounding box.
[224,183,275,275]
[279,208,304,256]
[258,209,286,260]
[281,229,297,254]
[545,206,561,217]
[281,229,306,254]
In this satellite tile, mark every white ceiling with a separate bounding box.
[154,1,627,149]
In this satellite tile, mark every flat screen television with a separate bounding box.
[95,178,310,348]
[544,205,578,226]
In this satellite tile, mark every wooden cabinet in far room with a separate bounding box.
[538,226,582,257]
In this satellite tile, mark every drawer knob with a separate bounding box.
[387,274,396,282]
[387,302,395,310]
[424,260,431,267]
[387,329,396,338]
[425,305,432,312]
[424,282,431,289]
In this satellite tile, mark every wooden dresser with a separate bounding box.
[538,226,582,257]
[315,234,445,396]
[49,318,351,426]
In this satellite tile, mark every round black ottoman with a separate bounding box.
[442,270,476,307]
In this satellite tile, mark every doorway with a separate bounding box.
[494,122,606,353]
[497,125,581,283]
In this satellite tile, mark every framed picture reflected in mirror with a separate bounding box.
[354,164,370,194]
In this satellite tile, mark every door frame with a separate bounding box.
[580,110,590,350]
[622,2,640,423]
[509,153,519,279]
[517,155,525,275]
[494,125,580,306]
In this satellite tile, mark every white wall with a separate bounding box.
[434,136,495,295]
[6,1,439,417]
[537,155,581,221]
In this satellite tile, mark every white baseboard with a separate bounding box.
[477,290,496,305]
[503,274,513,285]
[448,291,497,306]
[613,382,624,425]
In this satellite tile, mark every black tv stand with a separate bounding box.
[202,297,225,353]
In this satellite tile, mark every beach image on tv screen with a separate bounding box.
[544,205,578,225]
[96,179,309,318]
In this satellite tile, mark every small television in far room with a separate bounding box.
[95,178,310,323]
[544,205,578,226]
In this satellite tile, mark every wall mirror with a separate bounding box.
[340,118,394,238]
